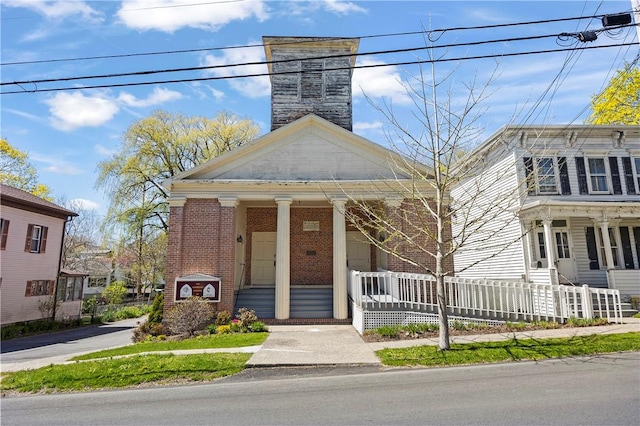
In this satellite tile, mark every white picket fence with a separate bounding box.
[348,270,623,333]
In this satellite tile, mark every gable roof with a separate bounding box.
[166,114,427,187]
[0,184,77,220]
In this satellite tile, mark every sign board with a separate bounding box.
[175,275,221,302]
[303,220,320,231]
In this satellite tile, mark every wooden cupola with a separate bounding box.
[263,36,360,131]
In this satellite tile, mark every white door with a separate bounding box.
[554,230,577,283]
[347,231,371,271]
[251,232,276,285]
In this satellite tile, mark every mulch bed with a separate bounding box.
[361,322,612,343]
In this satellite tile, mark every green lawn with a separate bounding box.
[71,332,269,360]
[1,353,251,393]
[376,332,640,367]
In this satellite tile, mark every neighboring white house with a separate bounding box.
[0,184,80,325]
[451,125,640,299]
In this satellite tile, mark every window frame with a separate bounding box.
[633,157,640,194]
[534,157,559,194]
[597,227,621,268]
[0,218,9,250]
[26,280,53,297]
[586,157,611,194]
[25,224,48,254]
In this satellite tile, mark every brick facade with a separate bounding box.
[246,207,335,286]
[164,198,236,314]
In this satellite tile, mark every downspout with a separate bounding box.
[52,215,73,321]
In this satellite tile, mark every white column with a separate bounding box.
[542,219,556,267]
[332,198,348,319]
[275,197,292,320]
[598,220,615,269]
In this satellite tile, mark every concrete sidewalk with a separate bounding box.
[1,319,638,372]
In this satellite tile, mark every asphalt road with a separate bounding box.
[2,352,638,425]
[0,317,141,369]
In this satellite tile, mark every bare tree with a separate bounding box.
[346,55,532,350]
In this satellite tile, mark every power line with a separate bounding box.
[2,42,635,95]
[5,22,636,88]
[1,32,570,87]
[1,11,628,66]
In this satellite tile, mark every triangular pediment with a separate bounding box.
[172,114,418,183]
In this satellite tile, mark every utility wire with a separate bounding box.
[1,11,629,66]
[1,32,572,87]
[2,42,636,95]
[4,23,636,88]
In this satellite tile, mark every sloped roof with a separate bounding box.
[1,184,77,219]
[166,114,429,186]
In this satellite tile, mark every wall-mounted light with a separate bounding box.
[236,235,243,243]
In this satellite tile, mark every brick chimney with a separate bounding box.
[263,36,360,131]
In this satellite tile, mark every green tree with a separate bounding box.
[96,110,259,296]
[586,61,640,125]
[0,139,53,200]
[102,281,128,305]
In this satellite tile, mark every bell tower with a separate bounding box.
[263,36,360,131]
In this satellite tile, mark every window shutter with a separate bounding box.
[48,280,56,296]
[622,157,636,194]
[634,228,640,270]
[575,157,588,194]
[585,227,599,270]
[609,157,622,195]
[558,157,571,195]
[619,227,635,269]
[523,157,535,195]
[25,281,33,297]
[25,224,33,252]
[41,226,48,253]
[1,219,9,250]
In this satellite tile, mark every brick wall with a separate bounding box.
[245,207,335,286]
[164,199,236,315]
[384,198,454,274]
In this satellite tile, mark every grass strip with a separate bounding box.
[376,332,640,367]
[1,353,251,394]
[71,332,269,360]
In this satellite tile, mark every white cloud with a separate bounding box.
[202,43,270,98]
[321,0,367,15]
[117,87,183,107]
[95,144,117,156]
[117,0,269,33]
[70,198,100,211]
[352,58,411,105]
[45,92,119,131]
[3,0,103,21]
[353,121,384,132]
[288,0,367,16]
[44,88,184,131]
[30,153,84,176]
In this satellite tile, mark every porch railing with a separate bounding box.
[348,270,623,324]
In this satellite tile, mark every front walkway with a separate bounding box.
[2,319,638,373]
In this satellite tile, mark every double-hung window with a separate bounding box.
[597,227,620,267]
[587,158,609,193]
[634,158,640,193]
[536,158,557,194]
[1,218,9,250]
[25,224,48,253]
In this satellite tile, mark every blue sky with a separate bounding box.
[1,0,638,215]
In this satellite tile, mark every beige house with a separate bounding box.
[163,37,442,321]
[1,184,79,325]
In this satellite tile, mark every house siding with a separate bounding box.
[0,205,65,324]
[452,154,526,280]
